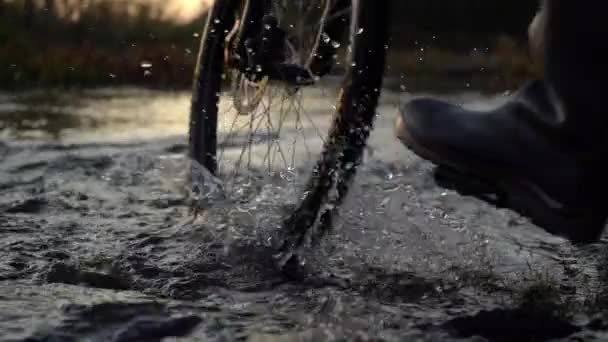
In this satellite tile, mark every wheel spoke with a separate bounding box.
[212,0,351,198]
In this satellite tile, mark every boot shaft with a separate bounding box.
[544,1,608,151]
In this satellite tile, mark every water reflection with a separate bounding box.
[0,88,190,143]
[0,109,99,140]
[0,86,511,169]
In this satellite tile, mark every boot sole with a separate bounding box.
[395,115,606,244]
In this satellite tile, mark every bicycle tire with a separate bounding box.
[189,0,240,174]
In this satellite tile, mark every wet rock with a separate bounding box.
[43,262,131,290]
[443,306,581,341]
[51,155,114,171]
[0,140,7,155]
[165,143,187,154]
[112,314,202,341]
[5,197,47,213]
[587,314,608,331]
[42,250,71,261]
[148,196,186,209]
[27,302,202,342]
[10,160,48,173]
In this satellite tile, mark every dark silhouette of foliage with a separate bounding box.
[0,0,539,89]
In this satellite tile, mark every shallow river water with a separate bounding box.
[1,88,608,341]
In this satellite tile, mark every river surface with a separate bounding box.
[1,87,608,341]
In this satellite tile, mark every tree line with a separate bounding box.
[0,0,538,89]
[2,0,538,47]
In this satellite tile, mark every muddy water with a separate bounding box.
[1,88,608,341]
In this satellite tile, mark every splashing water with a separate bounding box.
[2,89,608,341]
[190,159,227,211]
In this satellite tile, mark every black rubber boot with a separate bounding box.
[395,2,608,243]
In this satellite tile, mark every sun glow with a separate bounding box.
[172,0,214,22]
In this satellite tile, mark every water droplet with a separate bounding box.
[214,19,221,24]
[379,197,390,207]
[255,65,263,72]
[331,41,341,48]
[140,61,152,68]
[322,32,331,43]
[144,70,152,77]
[193,32,200,38]
[357,28,364,35]
[109,73,116,78]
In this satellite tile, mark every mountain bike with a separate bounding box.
[189,0,390,262]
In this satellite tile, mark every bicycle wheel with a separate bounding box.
[189,0,390,231]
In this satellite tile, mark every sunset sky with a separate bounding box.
[171,0,213,22]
